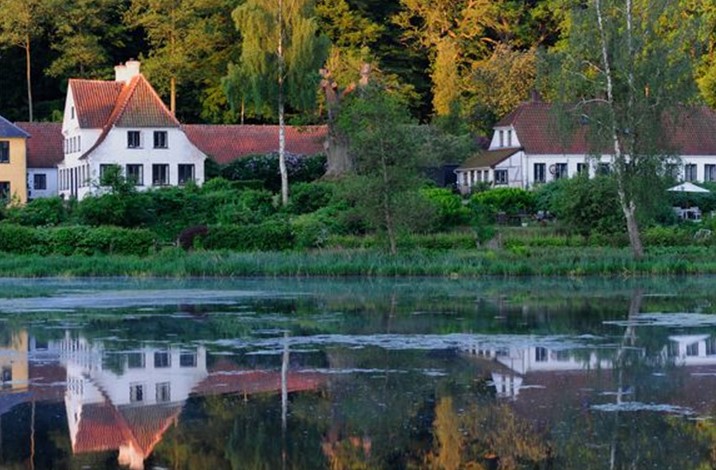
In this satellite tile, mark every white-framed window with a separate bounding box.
[180,352,197,368]
[706,164,716,182]
[535,347,548,362]
[127,352,145,369]
[126,164,144,186]
[152,164,169,186]
[597,163,611,175]
[178,164,195,185]
[685,163,697,182]
[494,169,508,185]
[554,163,568,180]
[0,141,9,163]
[127,130,141,148]
[153,131,168,149]
[154,351,171,368]
[507,129,512,147]
[33,173,47,190]
[499,130,504,147]
[534,163,546,183]
[577,162,588,174]
[130,383,144,403]
[156,382,171,403]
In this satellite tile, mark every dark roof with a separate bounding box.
[495,101,716,156]
[183,124,327,164]
[0,115,30,138]
[15,122,64,168]
[79,75,180,159]
[458,148,521,170]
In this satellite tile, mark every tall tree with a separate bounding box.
[45,0,123,79]
[0,0,49,122]
[551,0,699,259]
[127,0,235,117]
[225,0,329,205]
[338,84,434,254]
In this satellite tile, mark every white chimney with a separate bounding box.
[114,60,141,83]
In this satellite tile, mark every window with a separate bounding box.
[534,163,546,184]
[152,164,169,186]
[153,131,168,149]
[499,130,504,147]
[686,342,699,357]
[535,347,548,362]
[0,141,8,163]
[178,164,195,185]
[127,131,141,148]
[154,351,171,368]
[99,164,114,183]
[494,169,508,185]
[180,352,197,368]
[577,162,588,174]
[554,163,568,180]
[685,163,697,182]
[706,165,716,182]
[0,182,10,201]
[156,382,171,403]
[33,174,47,191]
[1,367,10,388]
[126,164,144,186]
[597,163,611,175]
[507,129,512,147]
[71,106,75,119]
[127,352,145,369]
[707,337,716,356]
[130,383,144,403]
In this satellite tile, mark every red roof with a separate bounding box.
[76,75,180,160]
[69,79,124,129]
[496,100,716,156]
[183,124,327,164]
[15,122,64,168]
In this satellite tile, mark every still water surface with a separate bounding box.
[1,277,716,469]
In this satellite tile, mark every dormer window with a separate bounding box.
[127,131,141,148]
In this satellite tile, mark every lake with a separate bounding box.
[1,277,716,469]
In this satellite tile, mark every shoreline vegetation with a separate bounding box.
[1,245,715,278]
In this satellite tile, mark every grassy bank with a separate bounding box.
[1,246,716,277]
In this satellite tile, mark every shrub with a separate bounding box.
[643,225,693,247]
[201,221,294,251]
[0,224,39,254]
[220,153,327,191]
[420,187,470,229]
[471,187,536,215]
[215,189,276,225]
[5,197,68,227]
[285,182,336,215]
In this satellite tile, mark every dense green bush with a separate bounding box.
[471,187,536,215]
[0,224,156,255]
[5,197,68,226]
[201,221,294,251]
[215,189,276,225]
[74,192,153,228]
[642,225,694,247]
[420,187,470,229]
[221,153,326,191]
[285,182,336,215]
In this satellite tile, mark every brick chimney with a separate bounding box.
[114,60,141,83]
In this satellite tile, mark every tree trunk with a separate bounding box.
[380,141,396,255]
[170,76,176,116]
[619,188,644,259]
[277,0,288,206]
[324,129,353,177]
[25,36,33,122]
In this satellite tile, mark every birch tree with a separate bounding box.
[225,0,329,205]
[552,0,698,259]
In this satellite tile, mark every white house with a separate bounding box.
[456,96,716,192]
[16,122,63,200]
[58,60,206,200]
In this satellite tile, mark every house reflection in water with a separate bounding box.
[0,330,324,470]
[55,332,208,470]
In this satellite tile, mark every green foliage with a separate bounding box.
[284,181,336,215]
[5,197,67,226]
[215,189,276,225]
[74,192,153,228]
[201,221,294,251]
[420,187,470,230]
[642,226,694,247]
[470,188,536,216]
[0,224,155,255]
[220,154,326,192]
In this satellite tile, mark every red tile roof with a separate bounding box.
[79,75,180,160]
[15,122,64,168]
[183,124,327,164]
[194,360,324,396]
[70,79,124,129]
[458,148,521,170]
[495,101,716,156]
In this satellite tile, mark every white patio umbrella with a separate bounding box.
[667,182,710,193]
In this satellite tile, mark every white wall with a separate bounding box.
[27,168,58,199]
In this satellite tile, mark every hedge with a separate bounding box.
[0,224,156,256]
[200,221,294,251]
